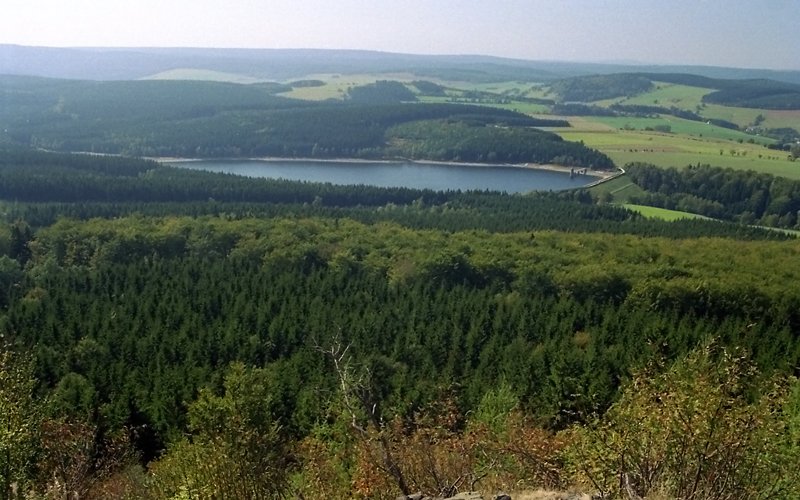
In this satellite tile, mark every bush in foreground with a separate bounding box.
[568,344,800,499]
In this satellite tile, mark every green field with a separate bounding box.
[603,82,711,108]
[588,174,646,202]
[278,73,418,100]
[277,74,373,100]
[587,116,773,143]
[508,80,796,179]
[559,117,799,178]
[608,150,798,177]
[622,203,708,221]
[702,104,800,129]
[594,81,800,130]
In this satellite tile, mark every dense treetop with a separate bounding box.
[627,162,800,229]
[549,74,654,102]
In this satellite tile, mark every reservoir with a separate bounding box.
[169,159,596,193]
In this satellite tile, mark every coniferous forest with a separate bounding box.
[1,146,799,499]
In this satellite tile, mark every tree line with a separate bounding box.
[626,162,800,228]
[0,148,786,240]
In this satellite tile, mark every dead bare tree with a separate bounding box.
[316,334,411,496]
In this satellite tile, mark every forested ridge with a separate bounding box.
[549,74,654,102]
[0,76,614,169]
[385,120,613,168]
[1,147,800,498]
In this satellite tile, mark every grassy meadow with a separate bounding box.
[598,81,800,130]
[702,104,800,129]
[557,117,799,178]
[278,73,416,100]
[586,115,771,143]
[588,175,646,202]
[600,82,711,108]
[622,203,709,221]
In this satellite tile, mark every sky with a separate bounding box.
[3,0,799,70]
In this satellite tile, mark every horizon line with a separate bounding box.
[2,43,799,73]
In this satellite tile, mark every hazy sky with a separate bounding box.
[3,0,799,70]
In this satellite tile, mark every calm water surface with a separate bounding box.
[170,159,595,193]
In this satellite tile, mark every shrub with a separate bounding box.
[568,344,800,499]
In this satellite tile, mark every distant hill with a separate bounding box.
[2,45,800,84]
[549,74,654,102]
[636,73,800,109]
[0,75,611,168]
[548,72,800,109]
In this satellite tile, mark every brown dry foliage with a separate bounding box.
[35,418,137,500]
[298,397,569,499]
